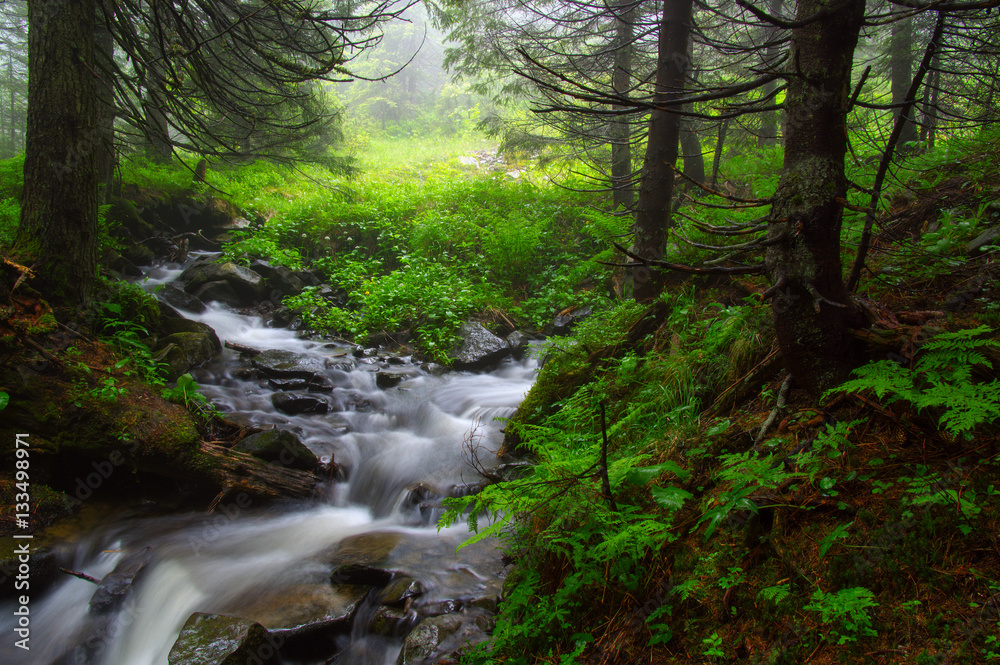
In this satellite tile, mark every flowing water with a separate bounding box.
[1,255,536,665]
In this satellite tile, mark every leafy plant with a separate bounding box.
[803,587,879,645]
[826,325,1000,439]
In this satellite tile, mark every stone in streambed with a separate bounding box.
[396,615,463,665]
[251,349,325,380]
[155,331,220,380]
[167,613,278,665]
[451,322,510,371]
[242,583,370,645]
[271,392,330,415]
[377,575,425,606]
[234,428,319,472]
[180,261,264,304]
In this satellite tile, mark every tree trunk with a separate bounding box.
[632,0,692,301]
[891,16,918,151]
[764,0,866,394]
[758,0,784,146]
[94,5,115,203]
[610,0,635,213]
[680,117,705,186]
[15,0,99,305]
[711,117,729,187]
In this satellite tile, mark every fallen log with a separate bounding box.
[198,442,319,500]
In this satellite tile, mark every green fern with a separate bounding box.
[827,325,1000,440]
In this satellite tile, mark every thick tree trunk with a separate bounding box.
[632,0,692,301]
[15,0,99,305]
[764,0,866,394]
[891,16,918,151]
[94,6,116,202]
[610,0,635,213]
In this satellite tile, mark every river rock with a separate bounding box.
[159,318,222,352]
[451,322,510,371]
[89,546,154,615]
[376,370,408,390]
[329,563,397,587]
[194,280,244,307]
[396,615,463,665]
[368,605,418,637]
[271,392,330,415]
[167,613,278,665]
[155,331,220,380]
[243,583,369,645]
[234,428,319,471]
[251,349,326,380]
[158,283,207,313]
[378,575,425,606]
[552,306,593,335]
[180,261,264,304]
[505,331,528,359]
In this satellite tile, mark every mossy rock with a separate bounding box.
[155,331,219,380]
[234,429,319,472]
[167,613,278,665]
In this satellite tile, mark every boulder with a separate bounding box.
[155,331,219,380]
[397,615,463,665]
[451,322,510,371]
[234,428,319,472]
[158,283,207,313]
[251,349,325,380]
[159,318,221,352]
[194,280,244,307]
[367,605,417,637]
[242,583,369,644]
[271,392,331,415]
[377,575,425,606]
[552,306,593,335]
[167,613,278,665]
[376,370,408,390]
[180,261,263,304]
[505,331,528,359]
[329,563,397,587]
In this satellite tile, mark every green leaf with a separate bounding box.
[820,477,837,491]
[0,391,8,410]
[819,522,852,557]
[651,485,693,512]
[627,461,690,486]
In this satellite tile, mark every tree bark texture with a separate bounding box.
[610,0,635,213]
[890,16,918,150]
[764,0,866,394]
[15,0,99,305]
[632,0,693,301]
[94,5,116,202]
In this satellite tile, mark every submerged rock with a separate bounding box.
[167,613,278,665]
[89,546,155,615]
[451,322,510,371]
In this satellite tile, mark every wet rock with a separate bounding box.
[376,370,408,390]
[243,583,369,647]
[159,318,222,352]
[234,428,319,472]
[251,349,325,380]
[266,377,310,391]
[378,576,425,606]
[323,531,404,570]
[251,261,306,299]
[470,595,500,613]
[329,563,397,587]
[451,322,510,371]
[294,269,322,287]
[194,280,244,307]
[158,283,207,313]
[307,376,336,393]
[396,615,463,665]
[155,331,220,380]
[343,392,377,412]
[475,614,496,633]
[180,261,264,303]
[368,605,418,637]
[505,331,528,359]
[89,547,155,615]
[271,392,330,415]
[552,306,593,335]
[167,613,278,665]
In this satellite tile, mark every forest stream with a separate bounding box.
[0,254,535,665]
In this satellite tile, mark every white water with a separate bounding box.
[0,259,537,665]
